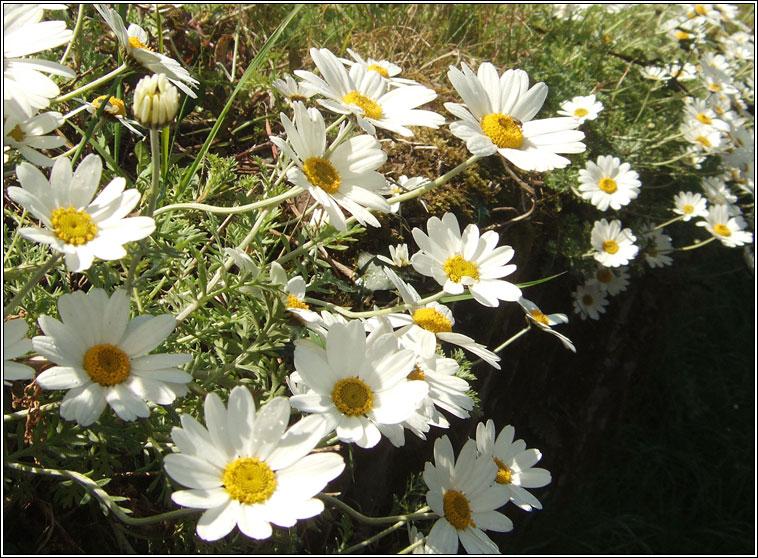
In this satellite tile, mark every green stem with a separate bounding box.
[492,325,531,354]
[4,402,61,421]
[147,129,163,216]
[3,208,28,267]
[59,4,84,65]
[340,520,406,554]
[651,214,685,231]
[318,494,434,526]
[676,236,717,251]
[3,254,62,319]
[154,185,304,217]
[398,535,427,554]
[55,63,129,104]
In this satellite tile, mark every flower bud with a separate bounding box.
[132,73,179,129]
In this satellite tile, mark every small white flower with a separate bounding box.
[578,155,641,211]
[641,227,674,268]
[272,73,316,104]
[410,212,522,307]
[32,289,191,426]
[673,191,709,221]
[132,73,180,129]
[269,262,320,322]
[682,96,731,132]
[588,265,629,296]
[556,94,603,123]
[384,175,429,213]
[7,154,156,272]
[3,109,65,166]
[84,95,144,136]
[701,176,739,215]
[517,297,575,353]
[343,48,417,87]
[164,386,344,541]
[445,62,586,172]
[696,204,753,247]
[269,101,390,232]
[590,218,639,268]
[3,318,35,382]
[95,4,198,98]
[423,435,512,554]
[289,320,428,449]
[572,283,608,320]
[681,121,725,153]
[377,243,412,267]
[475,420,552,511]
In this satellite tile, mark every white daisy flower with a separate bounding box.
[475,420,552,512]
[572,283,608,320]
[578,155,641,211]
[3,4,75,118]
[445,62,586,172]
[696,204,753,247]
[588,265,629,296]
[31,289,191,426]
[556,94,603,123]
[288,320,428,449]
[95,4,198,98]
[377,243,412,267]
[517,297,575,353]
[590,218,639,268]
[269,262,320,323]
[410,212,522,308]
[7,154,156,272]
[681,121,725,153]
[641,227,674,268]
[383,267,501,369]
[384,175,429,213]
[673,191,709,221]
[640,65,671,81]
[295,47,445,137]
[272,73,316,104]
[4,318,36,382]
[84,95,144,136]
[163,386,344,542]
[269,101,390,232]
[342,48,418,87]
[666,62,698,81]
[701,176,740,215]
[423,435,512,554]
[3,109,65,166]
[682,97,731,132]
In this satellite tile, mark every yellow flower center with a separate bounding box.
[696,135,712,147]
[407,365,426,382]
[289,94,307,102]
[598,177,618,194]
[443,490,475,530]
[303,156,341,194]
[412,307,452,334]
[443,254,480,283]
[366,64,390,78]
[51,206,97,245]
[573,107,589,117]
[695,4,707,15]
[682,204,695,214]
[342,90,383,120]
[83,344,130,386]
[128,36,150,51]
[93,95,127,118]
[582,294,594,306]
[7,124,25,142]
[529,309,550,326]
[596,268,613,283]
[602,240,620,254]
[647,246,659,257]
[331,377,373,417]
[222,457,277,505]
[493,457,512,485]
[708,82,721,92]
[480,113,524,149]
[713,223,731,237]
[696,113,712,125]
[675,31,692,40]
[286,294,310,310]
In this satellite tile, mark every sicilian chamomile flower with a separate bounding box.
[288,320,428,449]
[410,212,522,308]
[517,297,575,353]
[7,154,156,272]
[95,4,198,98]
[683,96,731,132]
[384,175,430,213]
[269,101,390,232]
[423,435,512,554]
[445,62,586,172]
[377,243,412,267]
[3,318,36,383]
[673,191,709,221]
[163,386,345,542]
[3,4,75,118]
[590,218,639,268]
[556,94,603,124]
[86,95,144,136]
[31,289,191,426]
[588,265,630,296]
[701,176,740,215]
[272,73,316,104]
[681,121,725,154]
[475,420,552,512]
[383,267,501,369]
[578,155,641,211]
[342,48,418,87]
[696,204,753,247]
[572,283,608,321]
[3,109,65,166]
[295,47,445,137]
[269,262,320,323]
[641,227,674,268]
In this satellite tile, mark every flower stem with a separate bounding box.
[340,520,407,554]
[147,129,163,216]
[55,63,129,104]
[59,4,85,65]
[650,214,685,231]
[154,185,305,216]
[492,325,531,354]
[3,254,62,319]
[676,236,717,251]
[318,493,434,525]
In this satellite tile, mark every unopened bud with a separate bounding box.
[132,73,179,129]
